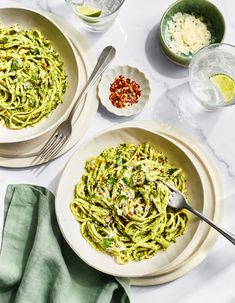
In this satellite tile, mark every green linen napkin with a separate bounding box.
[0,185,130,303]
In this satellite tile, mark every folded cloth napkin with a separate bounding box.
[0,185,130,303]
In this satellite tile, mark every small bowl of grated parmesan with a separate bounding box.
[159,0,225,67]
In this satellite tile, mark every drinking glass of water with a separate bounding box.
[189,43,235,109]
[66,0,125,32]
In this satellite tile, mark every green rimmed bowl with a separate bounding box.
[159,0,225,67]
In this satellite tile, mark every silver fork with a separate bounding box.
[32,45,116,166]
[163,181,235,245]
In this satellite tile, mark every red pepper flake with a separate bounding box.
[109,75,141,108]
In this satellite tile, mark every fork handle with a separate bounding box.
[68,45,116,121]
[186,204,235,245]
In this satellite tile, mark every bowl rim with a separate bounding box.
[159,0,226,65]
[55,125,205,277]
[98,65,151,116]
[0,7,80,143]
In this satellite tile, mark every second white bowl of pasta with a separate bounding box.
[0,7,80,143]
[56,126,205,277]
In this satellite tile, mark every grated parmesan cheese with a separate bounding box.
[166,12,213,56]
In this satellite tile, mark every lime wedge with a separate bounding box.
[209,73,235,103]
[76,5,102,17]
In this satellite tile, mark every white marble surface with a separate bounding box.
[0,0,235,302]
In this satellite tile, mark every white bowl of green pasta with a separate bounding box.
[56,126,205,277]
[0,7,80,143]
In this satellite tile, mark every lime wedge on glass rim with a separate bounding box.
[209,73,235,103]
[75,5,102,17]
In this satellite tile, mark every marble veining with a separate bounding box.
[0,1,235,302]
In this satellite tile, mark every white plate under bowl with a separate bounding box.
[0,7,80,143]
[98,65,150,116]
[0,12,98,167]
[106,121,222,285]
[56,126,204,278]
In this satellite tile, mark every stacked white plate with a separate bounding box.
[123,121,223,285]
[55,121,223,286]
[0,10,99,167]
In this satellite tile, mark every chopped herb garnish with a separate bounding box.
[116,156,123,166]
[101,238,113,249]
[31,48,40,55]
[107,176,116,185]
[0,37,8,44]
[10,60,20,71]
[135,191,142,198]
[118,195,126,202]
[123,177,129,185]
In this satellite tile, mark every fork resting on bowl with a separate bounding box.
[32,45,116,166]
[163,181,235,245]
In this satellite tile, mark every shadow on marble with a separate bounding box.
[48,164,67,192]
[55,8,108,52]
[10,0,52,11]
[43,1,108,45]
[145,23,188,79]
[81,29,107,47]
[98,103,137,124]
[154,82,224,136]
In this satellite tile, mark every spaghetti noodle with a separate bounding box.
[70,143,189,264]
[0,24,67,129]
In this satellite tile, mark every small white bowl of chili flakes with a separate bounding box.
[98,65,150,116]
